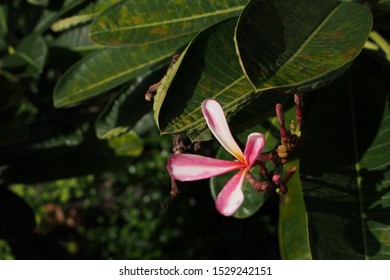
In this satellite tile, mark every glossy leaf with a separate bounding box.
[95,65,166,139]
[0,188,36,240]
[107,130,143,157]
[89,0,247,46]
[300,65,390,259]
[154,18,287,141]
[27,0,49,6]
[368,31,390,62]
[51,14,95,32]
[51,24,101,52]
[279,160,311,260]
[0,4,7,42]
[2,34,47,75]
[50,0,120,32]
[53,36,191,108]
[34,0,86,34]
[277,105,311,259]
[236,0,372,93]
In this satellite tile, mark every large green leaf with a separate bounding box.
[300,65,390,259]
[2,34,47,75]
[279,160,311,260]
[0,4,7,43]
[50,0,120,32]
[49,1,122,51]
[33,0,87,34]
[89,0,247,46]
[51,24,101,52]
[27,0,49,6]
[154,18,287,141]
[236,0,372,93]
[107,130,143,156]
[277,105,311,259]
[95,65,166,139]
[53,36,191,108]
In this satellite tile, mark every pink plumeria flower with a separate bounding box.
[167,99,265,216]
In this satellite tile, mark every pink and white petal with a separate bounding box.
[243,132,265,167]
[216,168,247,216]
[167,154,245,182]
[201,99,245,163]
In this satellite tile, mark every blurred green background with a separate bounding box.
[0,134,280,259]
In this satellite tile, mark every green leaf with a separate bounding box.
[279,160,311,260]
[89,0,247,46]
[51,24,101,52]
[34,0,87,34]
[236,0,372,93]
[300,65,390,259]
[27,0,49,7]
[95,65,166,139]
[154,18,287,141]
[2,34,47,75]
[210,122,281,218]
[107,130,143,157]
[51,14,95,32]
[50,0,120,32]
[275,103,311,259]
[0,4,8,42]
[0,188,36,240]
[368,31,390,62]
[53,36,190,108]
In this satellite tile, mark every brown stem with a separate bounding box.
[161,178,179,208]
[245,172,272,193]
[276,103,288,146]
[257,153,273,162]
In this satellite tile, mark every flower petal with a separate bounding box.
[201,99,245,163]
[167,154,245,181]
[244,132,265,167]
[216,168,246,216]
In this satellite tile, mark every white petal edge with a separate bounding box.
[215,168,246,216]
[243,133,265,167]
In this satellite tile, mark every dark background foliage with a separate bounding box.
[1,0,389,260]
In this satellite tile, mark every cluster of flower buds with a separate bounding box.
[246,92,303,196]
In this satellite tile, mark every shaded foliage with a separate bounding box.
[1,0,390,260]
